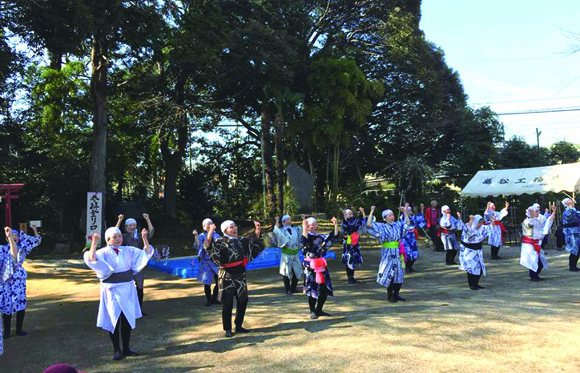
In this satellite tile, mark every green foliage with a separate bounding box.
[549,141,580,165]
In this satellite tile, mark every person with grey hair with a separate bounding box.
[205,220,264,338]
[561,198,580,271]
[116,213,154,314]
[193,218,221,306]
[84,227,155,360]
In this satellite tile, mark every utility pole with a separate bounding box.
[536,128,542,165]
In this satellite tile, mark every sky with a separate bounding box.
[420,0,580,146]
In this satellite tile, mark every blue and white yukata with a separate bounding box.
[458,218,492,289]
[196,232,221,286]
[520,214,553,280]
[367,221,406,289]
[84,245,155,333]
[0,244,15,354]
[440,215,461,265]
[484,207,508,259]
[301,232,338,298]
[0,232,41,315]
[400,214,424,272]
[341,217,366,278]
[562,207,580,269]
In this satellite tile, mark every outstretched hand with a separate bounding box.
[192,229,198,236]
[457,212,461,218]
[331,216,338,225]
[117,214,124,221]
[92,232,100,242]
[4,227,11,238]
[141,228,148,239]
[505,201,510,208]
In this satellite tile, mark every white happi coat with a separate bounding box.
[459,222,492,276]
[484,208,508,247]
[84,245,154,333]
[273,225,303,278]
[520,215,552,272]
[439,215,462,251]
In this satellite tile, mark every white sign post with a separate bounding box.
[86,192,103,248]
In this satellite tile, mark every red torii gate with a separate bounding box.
[0,184,24,227]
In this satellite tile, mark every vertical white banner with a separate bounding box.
[86,192,102,248]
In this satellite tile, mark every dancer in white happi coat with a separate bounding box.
[561,198,580,271]
[440,205,461,265]
[84,227,154,361]
[520,204,556,282]
[484,201,509,260]
[273,215,303,295]
[458,214,493,290]
[0,227,18,355]
[366,205,411,303]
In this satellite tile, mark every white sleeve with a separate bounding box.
[498,209,508,221]
[84,251,115,280]
[273,226,290,248]
[367,222,383,239]
[131,246,155,273]
[542,218,554,237]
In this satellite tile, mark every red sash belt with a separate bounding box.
[221,257,248,269]
[440,228,454,235]
[521,236,541,255]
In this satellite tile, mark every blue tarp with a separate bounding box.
[147,247,337,279]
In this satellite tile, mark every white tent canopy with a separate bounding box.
[460,163,580,198]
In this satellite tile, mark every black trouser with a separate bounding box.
[429,227,443,251]
[204,273,219,302]
[491,245,501,259]
[109,312,132,353]
[569,253,579,269]
[2,310,26,336]
[387,283,403,300]
[406,259,415,272]
[283,274,299,292]
[222,292,248,331]
[445,250,458,264]
[529,258,544,280]
[308,284,328,313]
[467,273,482,288]
[346,266,355,278]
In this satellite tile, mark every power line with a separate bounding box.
[496,106,580,116]
[472,95,580,105]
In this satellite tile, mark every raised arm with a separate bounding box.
[141,229,152,254]
[331,217,339,236]
[31,224,40,237]
[143,213,154,237]
[275,216,281,228]
[116,214,124,229]
[359,207,366,220]
[302,216,308,238]
[205,223,216,247]
[367,206,376,228]
[4,227,18,259]
[87,233,100,262]
[399,204,410,226]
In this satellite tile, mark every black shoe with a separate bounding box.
[394,295,406,302]
[530,278,540,282]
[538,277,546,281]
[3,331,10,339]
[235,326,250,334]
[224,330,234,338]
[469,286,479,290]
[286,290,293,296]
[316,311,331,317]
[388,297,398,303]
[205,301,212,307]
[477,285,485,289]
[123,349,138,357]
[211,299,221,305]
[570,267,580,272]
[113,350,124,361]
[16,330,27,337]
[310,312,318,319]
[141,311,148,317]
[347,277,356,284]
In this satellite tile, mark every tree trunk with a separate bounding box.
[89,35,108,235]
[274,111,284,216]
[159,77,188,220]
[260,106,276,217]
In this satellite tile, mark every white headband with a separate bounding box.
[382,209,394,219]
[441,205,450,214]
[562,198,573,207]
[282,215,292,224]
[221,220,235,234]
[105,227,122,242]
[125,218,137,226]
[306,217,317,226]
[202,218,213,229]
